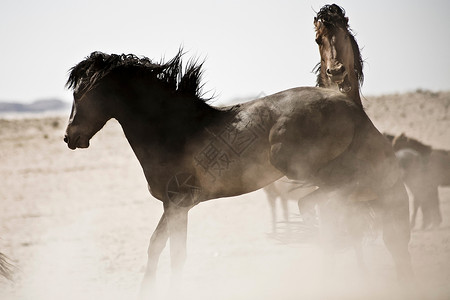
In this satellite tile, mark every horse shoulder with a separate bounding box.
[352,115,402,190]
[268,95,357,182]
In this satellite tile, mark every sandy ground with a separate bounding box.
[0,90,449,300]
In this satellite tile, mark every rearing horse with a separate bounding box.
[265,4,366,234]
[64,50,412,295]
[311,3,446,232]
[297,4,402,272]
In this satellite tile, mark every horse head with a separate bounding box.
[314,4,363,106]
[392,133,433,156]
[63,50,214,150]
[64,52,116,149]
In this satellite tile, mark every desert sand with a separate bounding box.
[0,90,449,300]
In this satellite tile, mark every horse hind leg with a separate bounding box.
[410,196,419,229]
[379,179,414,280]
[280,195,290,231]
[347,204,369,275]
[265,192,278,233]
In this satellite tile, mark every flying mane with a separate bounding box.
[0,252,13,281]
[314,4,364,89]
[66,50,208,102]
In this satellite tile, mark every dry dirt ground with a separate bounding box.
[0,90,449,300]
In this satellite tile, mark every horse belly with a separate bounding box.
[188,118,283,199]
[193,139,283,199]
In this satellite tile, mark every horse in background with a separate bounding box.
[386,133,450,229]
[263,179,317,233]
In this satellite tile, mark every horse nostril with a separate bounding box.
[326,68,332,75]
[64,135,68,143]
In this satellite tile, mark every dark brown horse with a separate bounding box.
[389,133,450,229]
[265,4,366,236]
[64,50,412,295]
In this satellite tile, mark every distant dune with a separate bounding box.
[364,90,450,149]
[0,99,70,114]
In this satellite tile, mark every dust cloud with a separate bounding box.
[1,90,450,299]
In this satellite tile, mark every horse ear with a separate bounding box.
[393,132,406,146]
[314,17,321,29]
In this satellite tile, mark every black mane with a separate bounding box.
[316,4,349,29]
[66,50,208,102]
[315,4,364,88]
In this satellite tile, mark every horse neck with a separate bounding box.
[394,137,432,156]
[112,86,223,163]
[318,67,362,108]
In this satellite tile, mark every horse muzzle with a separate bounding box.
[326,64,348,86]
[64,134,90,150]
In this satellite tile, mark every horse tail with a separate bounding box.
[0,252,14,281]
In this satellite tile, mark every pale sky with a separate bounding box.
[1,0,449,105]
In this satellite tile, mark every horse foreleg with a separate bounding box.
[410,196,419,229]
[140,212,169,298]
[427,185,442,228]
[380,180,414,280]
[298,188,323,226]
[166,204,189,289]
